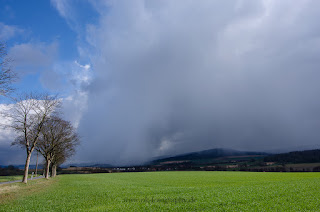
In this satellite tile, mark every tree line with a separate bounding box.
[264,149,320,164]
[0,41,79,183]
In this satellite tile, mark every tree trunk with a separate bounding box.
[51,164,57,177]
[45,160,51,179]
[22,153,31,183]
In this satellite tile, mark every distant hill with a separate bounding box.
[264,149,320,163]
[265,144,320,154]
[2,163,114,170]
[62,163,114,168]
[11,164,44,170]
[152,148,268,165]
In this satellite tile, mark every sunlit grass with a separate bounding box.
[0,178,55,205]
[0,171,319,211]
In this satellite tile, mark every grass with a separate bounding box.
[0,171,319,211]
[0,176,23,183]
[0,174,38,183]
[0,178,55,205]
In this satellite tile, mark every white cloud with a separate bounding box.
[74,61,91,84]
[50,0,72,21]
[62,91,89,129]
[9,42,58,74]
[50,0,95,34]
[0,104,15,145]
[0,22,23,40]
[0,103,34,165]
[58,61,92,129]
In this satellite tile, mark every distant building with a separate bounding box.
[226,165,238,168]
[265,162,276,166]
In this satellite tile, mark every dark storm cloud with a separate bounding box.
[0,145,26,165]
[75,0,320,165]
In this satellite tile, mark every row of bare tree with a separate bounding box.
[1,42,79,183]
[36,115,79,179]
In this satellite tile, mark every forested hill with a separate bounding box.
[152,148,268,164]
[264,149,320,163]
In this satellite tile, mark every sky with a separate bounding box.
[1,0,320,166]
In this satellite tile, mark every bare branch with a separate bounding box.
[36,115,79,178]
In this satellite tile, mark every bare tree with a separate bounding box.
[51,150,67,178]
[0,42,16,96]
[51,143,76,177]
[5,93,61,183]
[36,116,79,179]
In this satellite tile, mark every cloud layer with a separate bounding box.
[2,1,320,166]
[73,0,320,165]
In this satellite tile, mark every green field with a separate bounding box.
[0,171,320,211]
